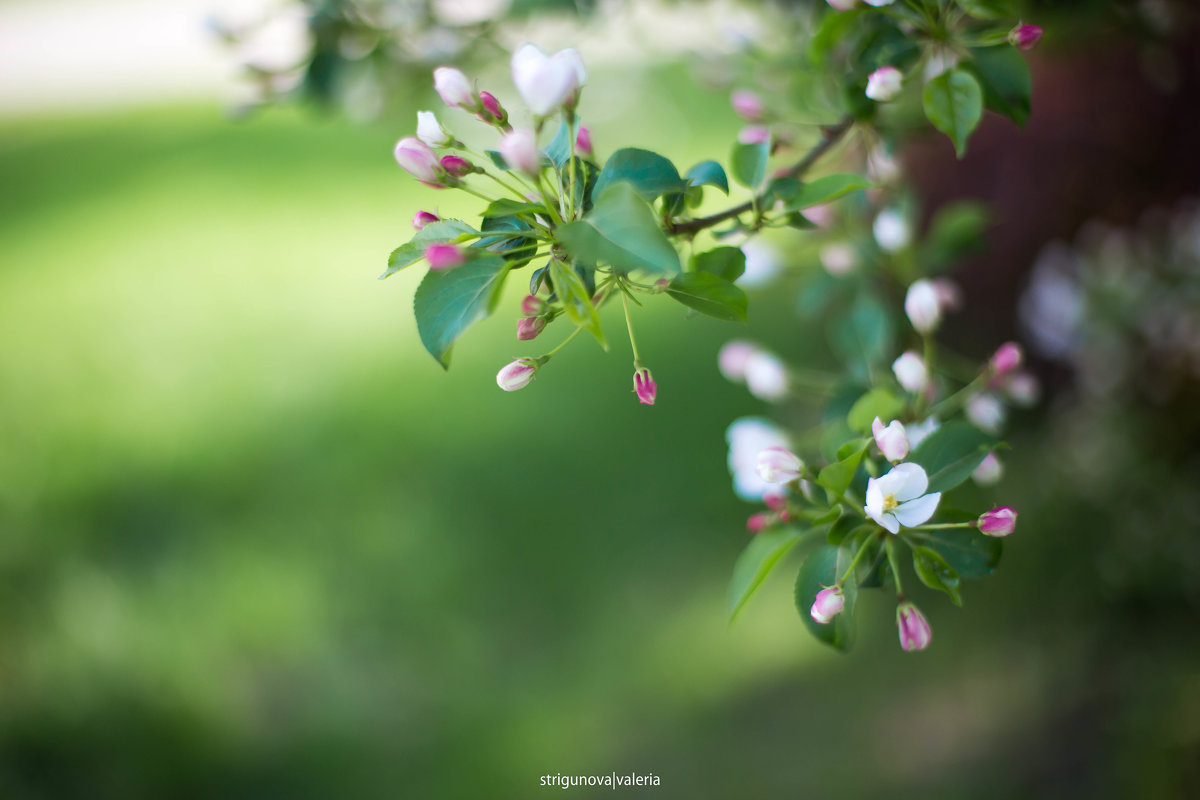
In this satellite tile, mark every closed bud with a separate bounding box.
[440,154,475,177]
[866,66,903,102]
[972,453,1004,486]
[978,506,1018,537]
[810,586,845,624]
[425,243,465,271]
[516,316,546,341]
[826,0,857,9]
[819,243,857,277]
[1003,371,1041,407]
[633,367,657,406]
[731,89,765,122]
[990,341,1023,376]
[931,278,962,311]
[966,392,1006,434]
[873,208,911,252]
[416,110,453,147]
[499,128,541,175]
[756,447,803,483]
[393,137,443,184]
[872,416,910,462]
[718,340,758,383]
[412,210,440,231]
[511,43,585,116]
[744,350,788,401]
[433,66,476,109]
[892,351,928,393]
[576,125,593,158]
[1008,24,1043,51]
[496,358,539,391]
[763,491,787,513]
[897,602,932,651]
[520,295,546,317]
[746,512,774,534]
[905,279,942,334]
[478,91,507,124]
[737,125,771,145]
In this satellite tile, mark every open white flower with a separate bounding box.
[511,44,585,116]
[864,463,941,534]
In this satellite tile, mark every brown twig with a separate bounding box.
[666,115,857,237]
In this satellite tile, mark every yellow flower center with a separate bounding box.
[882,494,898,513]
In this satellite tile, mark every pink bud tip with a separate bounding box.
[439,154,474,177]
[634,368,657,406]
[763,492,787,513]
[746,512,774,534]
[496,358,538,391]
[478,91,506,123]
[425,243,465,271]
[897,602,932,651]
[576,126,592,157]
[731,89,765,122]
[412,210,440,231]
[755,447,803,484]
[737,125,771,145]
[520,295,546,317]
[990,342,1023,376]
[516,316,546,341]
[978,506,1018,537]
[1009,24,1043,51]
[810,586,845,624]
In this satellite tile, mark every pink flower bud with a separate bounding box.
[892,351,928,394]
[866,66,903,102]
[1008,24,1043,51]
[499,128,541,174]
[905,279,942,334]
[897,602,932,652]
[440,154,474,177]
[873,208,911,252]
[810,586,845,624]
[746,512,774,534]
[1003,371,1040,407]
[496,358,538,391]
[718,340,758,382]
[634,367,657,405]
[412,210,440,231]
[433,66,476,109]
[972,453,1004,486]
[966,392,1006,435]
[731,89,765,122]
[575,125,593,157]
[755,447,803,484]
[520,295,546,317]
[737,125,771,145]
[978,506,1017,537]
[516,316,546,341]
[763,491,787,512]
[478,91,507,124]
[990,341,1023,376]
[393,137,443,184]
[425,243,465,271]
[872,416,910,463]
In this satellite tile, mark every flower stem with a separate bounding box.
[838,530,881,585]
[621,288,642,364]
[910,522,974,530]
[886,536,905,596]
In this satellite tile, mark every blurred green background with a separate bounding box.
[2,2,1200,798]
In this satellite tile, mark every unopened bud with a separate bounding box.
[433,66,476,109]
[576,125,593,158]
[866,66,903,102]
[393,137,444,184]
[737,125,771,145]
[892,351,928,393]
[897,602,932,651]
[496,358,539,391]
[972,453,1004,486]
[416,110,453,148]
[633,367,657,406]
[990,341,1023,376]
[520,295,546,317]
[978,506,1017,537]
[965,392,1006,434]
[412,210,440,231]
[516,316,546,341]
[731,89,765,122]
[755,447,803,483]
[746,512,774,534]
[425,243,465,271]
[1008,24,1043,51]
[872,416,910,463]
[440,154,475,177]
[905,279,942,334]
[478,91,507,124]
[498,128,541,174]
[810,586,845,624]
[744,350,788,401]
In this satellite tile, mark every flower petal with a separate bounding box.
[893,492,941,528]
[879,512,901,534]
[888,462,929,502]
[864,477,883,517]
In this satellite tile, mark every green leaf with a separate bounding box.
[826,511,854,546]
[957,0,1013,20]
[795,544,858,652]
[729,528,805,621]
[911,545,963,606]
[817,441,868,497]
[685,160,730,195]
[730,140,770,189]
[548,258,605,347]
[667,273,748,322]
[846,388,905,434]
[543,118,580,169]
[477,216,538,268]
[382,220,478,279]
[922,201,990,272]
[485,150,509,170]
[923,69,984,158]
[557,183,681,275]
[909,422,997,493]
[483,198,546,218]
[785,173,872,211]
[907,529,1001,580]
[967,46,1032,127]
[592,148,685,202]
[413,255,509,368]
[829,292,894,375]
[690,247,746,282]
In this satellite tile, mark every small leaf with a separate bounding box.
[477,216,538,269]
[543,118,581,169]
[829,292,894,376]
[592,148,685,202]
[846,388,905,434]
[382,220,478,279]
[911,545,963,606]
[923,69,984,158]
[690,247,746,282]
[667,273,748,322]
[685,160,730,195]
[413,255,509,368]
[967,46,1032,127]
[826,512,856,546]
[909,422,997,493]
[483,198,546,218]
[557,183,681,275]
[786,173,872,211]
[485,150,509,170]
[817,441,868,497]
[548,258,605,347]
[921,201,990,273]
[795,544,858,652]
[729,528,805,621]
[907,529,1001,580]
[730,140,770,189]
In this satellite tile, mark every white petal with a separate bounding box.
[879,512,901,534]
[864,478,883,517]
[893,492,941,528]
[888,462,929,502]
